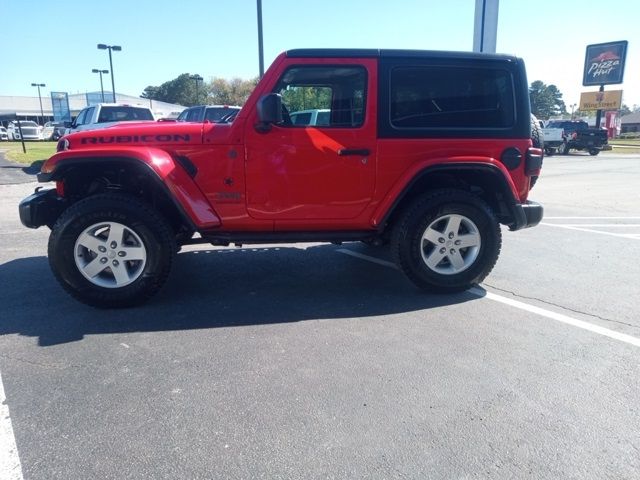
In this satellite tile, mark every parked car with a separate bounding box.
[43,121,67,141]
[176,105,241,123]
[7,121,43,141]
[65,104,155,134]
[0,126,8,141]
[289,109,330,126]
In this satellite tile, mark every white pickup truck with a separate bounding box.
[64,103,155,134]
[539,121,564,155]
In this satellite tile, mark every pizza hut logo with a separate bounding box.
[588,50,621,79]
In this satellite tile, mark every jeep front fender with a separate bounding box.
[39,147,220,229]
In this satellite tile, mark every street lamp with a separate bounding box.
[97,44,122,102]
[257,0,264,78]
[30,83,46,125]
[570,103,577,120]
[190,74,203,105]
[92,69,109,102]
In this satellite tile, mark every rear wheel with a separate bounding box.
[391,189,501,293]
[561,142,570,155]
[48,193,176,308]
[589,148,600,156]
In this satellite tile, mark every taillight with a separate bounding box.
[56,181,65,197]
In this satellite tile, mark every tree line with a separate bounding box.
[142,73,639,119]
[141,74,259,107]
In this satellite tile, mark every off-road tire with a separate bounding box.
[48,193,176,308]
[391,189,501,293]
[531,115,544,151]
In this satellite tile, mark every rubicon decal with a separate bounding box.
[81,134,191,144]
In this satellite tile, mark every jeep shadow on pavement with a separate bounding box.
[0,245,483,346]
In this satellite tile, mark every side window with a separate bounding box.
[389,66,514,129]
[273,65,367,128]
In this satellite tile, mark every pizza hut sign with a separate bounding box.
[583,41,628,86]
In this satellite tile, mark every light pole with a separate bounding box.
[570,103,577,120]
[190,74,203,105]
[31,83,46,125]
[257,0,264,78]
[97,44,122,102]
[92,69,109,102]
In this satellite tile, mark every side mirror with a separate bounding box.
[255,93,283,132]
[63,121,73,128]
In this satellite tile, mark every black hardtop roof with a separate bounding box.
[286,48,519,62]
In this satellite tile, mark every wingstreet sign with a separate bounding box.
[583,41,628,86]
[579,90,623,111]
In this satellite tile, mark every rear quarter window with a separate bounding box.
[389,66,515,130]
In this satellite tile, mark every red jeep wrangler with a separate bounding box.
[19,49,543,307]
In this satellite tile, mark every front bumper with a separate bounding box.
[509,201,543,231]
[19,188,67,229]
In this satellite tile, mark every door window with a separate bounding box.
[273,66,366,128]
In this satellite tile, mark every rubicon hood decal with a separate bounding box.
[80,134,191,144]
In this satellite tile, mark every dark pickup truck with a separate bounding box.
[546,120,608,156]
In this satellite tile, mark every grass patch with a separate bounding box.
[0,141,57,165]
[610,146,640,154]
[609,138,640,146]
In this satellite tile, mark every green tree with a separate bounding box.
[529,80,566,119]
[207,77,259,105]
[620,104,632,116]
[141,74,210,106]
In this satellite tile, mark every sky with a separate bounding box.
[1,0,639,109]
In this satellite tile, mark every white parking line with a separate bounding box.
[541,223,640,240]
[0,371,23,480]
[336,249,640,349]
[545,217,640,219]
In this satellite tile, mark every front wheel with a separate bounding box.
[48,193,176,308]
[391,190,502,293]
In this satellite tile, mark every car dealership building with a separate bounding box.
[0,92,185,127]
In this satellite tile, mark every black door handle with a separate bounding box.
[338,148,370,156]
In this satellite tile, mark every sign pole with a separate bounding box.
[595,85,605,129]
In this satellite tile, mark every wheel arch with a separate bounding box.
[40,153,220,233]
[376,163,521,234]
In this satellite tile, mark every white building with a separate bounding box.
[0,92,186,126]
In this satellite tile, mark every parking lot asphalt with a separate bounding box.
[1,152,639,479]
[0,150,37,185]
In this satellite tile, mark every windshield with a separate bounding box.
[97,106,154,123]
[15,121,38,128]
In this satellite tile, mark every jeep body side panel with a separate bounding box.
[41,147,221,229]
[373,138,530,218]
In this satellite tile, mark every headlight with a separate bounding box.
[56,138,70,152]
